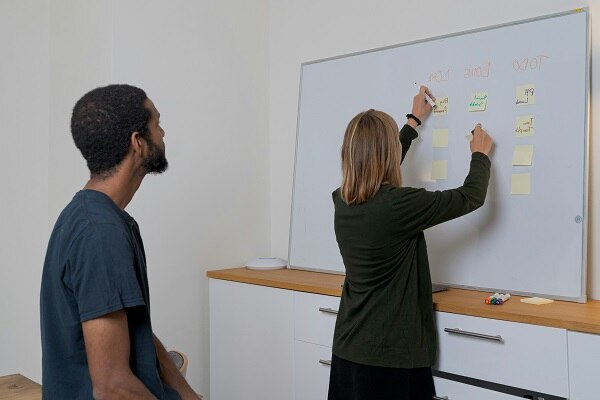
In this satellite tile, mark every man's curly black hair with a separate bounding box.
[71,84,150,177]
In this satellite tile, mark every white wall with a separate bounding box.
[269,0,600,299]
[0,0,49,383]
[1,0,270,395]
[3,0,600,396]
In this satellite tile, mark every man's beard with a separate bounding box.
[143,139,168,174]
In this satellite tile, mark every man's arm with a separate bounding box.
[82,310,157,400]
[153,335,202,399]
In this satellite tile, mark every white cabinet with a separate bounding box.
[568,330,600,400]
[436,312,569,397]
[294,340,333,400]
[209,279,294,400]
[293,291,339,399]
[294,291,339,346]
[209,278,590,400]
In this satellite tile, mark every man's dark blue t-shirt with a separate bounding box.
[40,190,179,399]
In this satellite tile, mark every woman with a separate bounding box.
[328,86,493,400]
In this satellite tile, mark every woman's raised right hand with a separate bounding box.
[470,123,493,156]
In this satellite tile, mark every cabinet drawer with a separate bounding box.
[567,330,600,400]
[294,340,332,400]
[434,377,521,400]
[294,291,340,346]
[436,312,568,397]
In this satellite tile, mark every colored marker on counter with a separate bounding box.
[485,293,511,305]
[497,293,511,304]
[485,293,501,304]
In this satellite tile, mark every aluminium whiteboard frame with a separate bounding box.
[287,8,590,302]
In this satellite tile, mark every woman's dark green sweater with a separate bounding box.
[332,124,491,368]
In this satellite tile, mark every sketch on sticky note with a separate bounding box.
[433,96,449,116]
[516,84,535,105]
[468,92,488,112]
[515,115,535,137]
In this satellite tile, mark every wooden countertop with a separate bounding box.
[208,267,345,296]
[207,267,600,334]
[0,374,41,400]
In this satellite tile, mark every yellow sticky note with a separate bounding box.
[432,129,449,148]
[431,160,447,180]
[516,84,535,105]
[468,91,488,112]
[515,115,535,137]
[433,96,449,116]
[520,297,554,305]
[512,145,534,166]
[511,173,531,195]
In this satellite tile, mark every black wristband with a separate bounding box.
[405,113,421,126]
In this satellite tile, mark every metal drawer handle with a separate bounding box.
[433,396,449,400]
[318,307,338,315]
[444,327,503,342]
[319,359,332,366]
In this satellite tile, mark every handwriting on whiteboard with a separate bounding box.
[424,55,549,86]
[464,62,491,79]
[513,55,550,71]
[428,68,450,83]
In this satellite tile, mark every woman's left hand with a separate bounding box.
[411,85,435,121]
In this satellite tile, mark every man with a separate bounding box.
[40,84,201,399]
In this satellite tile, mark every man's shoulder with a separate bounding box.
[53,191,130,239]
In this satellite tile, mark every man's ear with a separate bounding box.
[131,132,145,155]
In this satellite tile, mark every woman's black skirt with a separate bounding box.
[328,354,436,400]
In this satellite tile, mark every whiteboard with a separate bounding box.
[288,9,590,302]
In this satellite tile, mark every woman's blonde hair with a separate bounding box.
[340,109,402,205]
